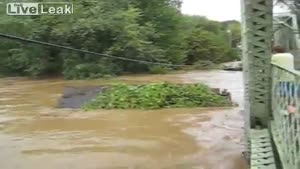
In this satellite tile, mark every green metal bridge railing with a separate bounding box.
[270,3,300,169]
[241,0,300,168]
[271,62,300,169]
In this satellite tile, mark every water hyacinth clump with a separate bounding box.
[83,83,232,110]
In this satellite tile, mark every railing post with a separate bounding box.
[241,0,273,128]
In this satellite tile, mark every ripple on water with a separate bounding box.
[0,98,14,101]
[0,109,9,113]
[0,104,35,108]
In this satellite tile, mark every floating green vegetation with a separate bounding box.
[83,83,232,110]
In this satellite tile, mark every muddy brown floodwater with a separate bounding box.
[0,70,247,169]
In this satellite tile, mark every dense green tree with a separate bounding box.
[181,16,240,65]
[185,30,238,64]
[223,20,242,47]
[0,0,240,79]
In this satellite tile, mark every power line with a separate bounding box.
[0,32,188,67]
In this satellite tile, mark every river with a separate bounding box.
[0,70,247,169]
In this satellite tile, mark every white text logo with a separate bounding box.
[7,2,73,16]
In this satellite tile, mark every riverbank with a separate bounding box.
[0,62,242,81]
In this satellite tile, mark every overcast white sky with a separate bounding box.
[181,0,291,22]
[181,0,241,21]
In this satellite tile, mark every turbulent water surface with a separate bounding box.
[0,70,247,169]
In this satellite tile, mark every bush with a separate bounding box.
[149,65,171,74]
[83,83,232,110]
[63,63,120,80]
[192,60,216,70]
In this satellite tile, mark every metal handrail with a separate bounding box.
[271,62,300,169]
